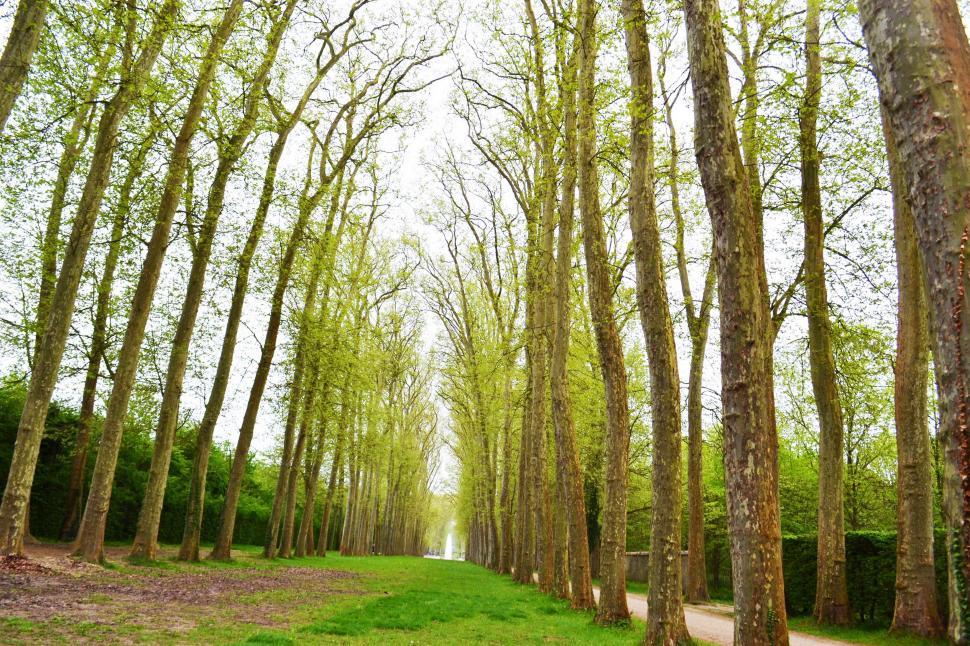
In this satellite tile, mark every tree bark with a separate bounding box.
[59,126,157,541]
[549,26,594,612]
[659,52,714,604]
[128,0,257,561]
[0,0,178,556]
[74,0,244,563]
[35,40,116,360]
[859,2,970,640]
[0,0,47,134]
[621,1,689,641]
[577,0,631,626]
[681,0,789,642]
[880,106,944,638]
[800,0,850,625]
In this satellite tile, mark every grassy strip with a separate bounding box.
[788,617,946,646]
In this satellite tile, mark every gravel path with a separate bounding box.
[593,587,849,646]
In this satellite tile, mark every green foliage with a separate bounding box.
[0,377,276,544]
[781,531,950,626]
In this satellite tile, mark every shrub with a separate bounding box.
[780,531,949,626]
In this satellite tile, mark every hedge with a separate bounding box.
[781,531,949,625]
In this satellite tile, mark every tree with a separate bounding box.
[0,0,179,556]
[577,0,630,626]
[800,0,849,625]
[621,0,689,641]
[73,0,248,563]
[549,18,594,611]
[129,0,297,561]
[681,0,789,642]
[0,0,48,134]
[859,2,970,641]
[880,106,944,637]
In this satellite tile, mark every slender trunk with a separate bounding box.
[682,0,788,642]
[74,0,244,563]
[497,375,514,574]
[59,128,156,541]
[859,3,970,639]
[800,0,850,625]
[881,107,944,638]
[549,29,594,611]
[296,427,325,557]
[130,0,299,560]
[317,411,346,556]
[621,2,689,641]
[181,81,315,562]
[661,45,714,606]
[523,0,555,594]
[0,0,47,134]
[0,0,178,556]
[577,0,631,625]
[35,41,115,358]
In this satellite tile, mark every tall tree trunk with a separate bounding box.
[317,404,347,556]
[859,2,970,640]
[129,0,264,561]
[682,0,789,642]
[497,375,514,574]
[0,0,178,556]
[621,1,689,641]
[35,40,116,359]
[800,0,850,626]
[881,107,944,638]
[208,186,318,562]
[59,127,157,541]
[0,0,47,134]
[659,55,714,604]
[549,28,594,611]
[577,0,631,625]
[74,0,244,563]
[523,0,555,594]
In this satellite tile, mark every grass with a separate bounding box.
[789,617,947,646]
[2,544,947,645]
[1,545,652,645]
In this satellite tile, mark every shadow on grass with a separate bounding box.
[304,588,529,636]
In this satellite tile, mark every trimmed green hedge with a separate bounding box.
[781,531,949,625]
[0,378,280,547]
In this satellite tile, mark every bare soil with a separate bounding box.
[0,543,360,642]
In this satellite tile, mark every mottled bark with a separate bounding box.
[179,126,293,562]
[59,127,156,541]
[549,29,594,611]
[0,0,47,134]
[881,107,944,638]
[659,50,714,604]
[682,0,789,642]
[577,0,630,625]
[800,0,850,625]
[859,2,970,640]
[0,0,178,556]
[35,41,115,360]
[74,0,243,563]
[523,0,555,594]
[621,1,689,641]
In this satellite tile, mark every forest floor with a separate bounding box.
[0,544,948,645]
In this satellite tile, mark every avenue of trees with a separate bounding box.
[0,0,968,645]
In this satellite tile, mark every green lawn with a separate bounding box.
[788,617,946,646]
[1,546,651,645]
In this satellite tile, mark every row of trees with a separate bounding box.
[0,0,443,567]
[428,0,968,644]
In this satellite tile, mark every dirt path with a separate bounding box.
[592,587,848,646]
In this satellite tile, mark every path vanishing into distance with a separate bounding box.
[592,588,849,646]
